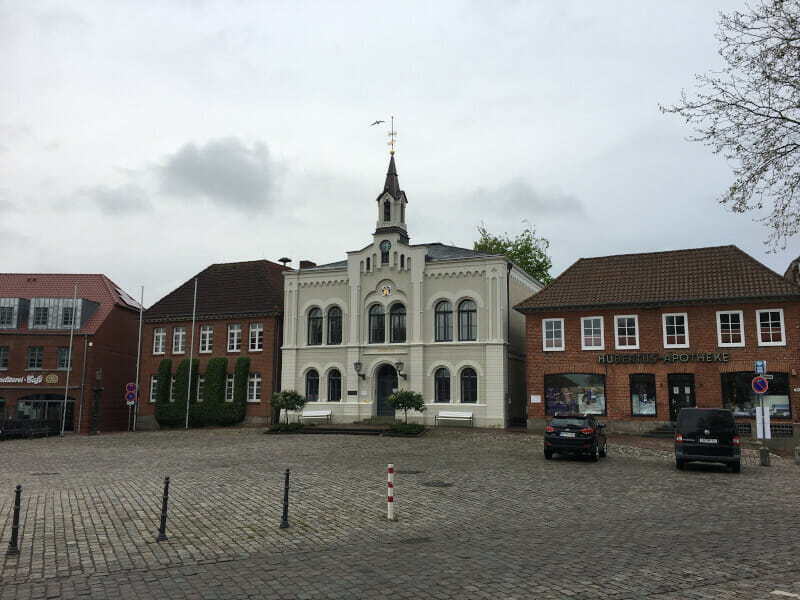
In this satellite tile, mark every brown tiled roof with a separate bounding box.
[0,273,140,334]
[144,260,290,321]
[515,245,800,313]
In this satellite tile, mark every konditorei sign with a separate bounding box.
[0,374,60,385]
[598,352,730,365]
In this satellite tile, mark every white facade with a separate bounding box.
[280,155,541,427]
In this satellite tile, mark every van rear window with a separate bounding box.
[550,418,588,428]
[678,409,735,431]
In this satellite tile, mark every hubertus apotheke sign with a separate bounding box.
[598,352,730,365]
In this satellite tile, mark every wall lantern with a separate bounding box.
[394,361,407,380]
[353,362,365,380]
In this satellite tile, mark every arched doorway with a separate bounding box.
[376,364,398,417]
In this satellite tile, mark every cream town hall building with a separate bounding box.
[280,154,541,427]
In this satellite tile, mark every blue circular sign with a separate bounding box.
[125,391,136,401]
[752,376,768,394]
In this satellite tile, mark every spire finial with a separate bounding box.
[387,116,396,155]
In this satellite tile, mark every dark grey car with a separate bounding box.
[674,408,740,472]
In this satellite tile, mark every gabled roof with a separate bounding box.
[0,273,140,334]
[145,260,290,321]
[515,245,800,313]
[302,243,503,272]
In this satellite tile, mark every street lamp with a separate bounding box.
[395,361,406,380]
[354,362,365,380]
[89,369,103,436]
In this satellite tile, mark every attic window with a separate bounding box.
[384,200,391,221]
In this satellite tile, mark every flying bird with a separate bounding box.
[370,120,385,126]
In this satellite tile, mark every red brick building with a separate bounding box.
[0,274,141,434]
[515,246,800,445]
[137,260,289,429]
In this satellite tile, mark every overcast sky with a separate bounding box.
[2,1,795,305]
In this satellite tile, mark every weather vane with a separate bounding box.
[388,116,397,154]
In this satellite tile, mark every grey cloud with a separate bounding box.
[81,184,151,215]
[159,138,276,212]
[469,178,584,216]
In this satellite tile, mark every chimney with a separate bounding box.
[299,260,317,269]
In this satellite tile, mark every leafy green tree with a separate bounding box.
[474,224,553,284]
[661,0,800,249]
[387,390,426,424]
[270,390,307,424]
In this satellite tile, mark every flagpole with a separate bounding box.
[61,283,78,437]
[185,278,197,430]
[133,285,144,432]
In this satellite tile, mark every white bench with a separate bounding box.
[299,410,332,424]
[435,411,473,427]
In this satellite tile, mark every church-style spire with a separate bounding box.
[383,153,402,199]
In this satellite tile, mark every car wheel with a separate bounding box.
[599,440,607,458]
[589,446,598,462]
[544,449,553,459]
[729,461,740,473]
[676,459,685,470]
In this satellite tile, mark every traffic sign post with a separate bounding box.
[752,376,768,395]
[125,383,137,431]
[754,360,766,374]
[752,375,771,465]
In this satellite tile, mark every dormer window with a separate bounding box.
[383,199,391,221]
[33,307,49,327]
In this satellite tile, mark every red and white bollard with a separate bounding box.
[387,463,394,520]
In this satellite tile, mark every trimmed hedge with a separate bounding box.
[155,359,185,428]
[216,356,249,426]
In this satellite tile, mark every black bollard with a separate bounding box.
[280,468,290,529]
[156,476,170,542]
[7,485,21,556]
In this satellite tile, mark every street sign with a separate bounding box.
[752,376,768,395]
[125,382,137,393]
[125,390,136,405]
[754,360,766,374]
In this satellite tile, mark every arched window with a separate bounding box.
[327,307,342,345]
[460,368,477,403]
[400,255,405,269]
[305,370,319,401]
[390,304,406,343]
[384,199,391,221]
[435,300,453,342]
[458,300,477,341]
[369,305,385,343]
[435,368,450,403]
[328,369,341,402]
[307,308,322,345]
[366,257,370,271]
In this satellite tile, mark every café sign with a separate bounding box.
[598,352,729,365]
[0,374,60,385]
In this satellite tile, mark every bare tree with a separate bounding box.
[661,0,800,249]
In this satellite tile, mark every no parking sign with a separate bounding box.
[752,376,768,395]
[125,382,137,406]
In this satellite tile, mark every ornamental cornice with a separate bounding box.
[424,269,485,280]
[297,277,349,288]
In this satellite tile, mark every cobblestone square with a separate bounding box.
[0,428,798,599]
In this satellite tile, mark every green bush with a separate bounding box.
[388,422,425,435]
[215,356,249,426]
[155,359,186,428]
[189,357,226,427]
[267,422,305,433]
[173,358,199,409]
[387,390,426,423]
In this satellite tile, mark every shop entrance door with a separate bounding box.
[376,364,398,417]
[668,374,695,421]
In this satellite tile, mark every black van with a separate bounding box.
[674,408,740,472]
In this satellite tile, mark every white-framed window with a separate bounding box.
[57,347,72,370]
[248,373,262,403]
[249,323,264,351]
[581,317,604,350]
[200,325,213,353]
[228,324,242,352]
[27,346,44,369]
[614,315,639,349]
[169,376,176,403]
[197,376,204,402]
[225,374,234,402]
[62,307,75,328]
[150,375,158,403]
[716,311,745,347]
[542,318,564,351]
[0,346,8,369]
[172,327,186,354]
[662,313,689,348]
[153,327,166,354]
[756,309,785,346]
[33,307,49,327]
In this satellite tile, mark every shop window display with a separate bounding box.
[721,372,790,418]
[630,373,657,416]
[544,374,606,416]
